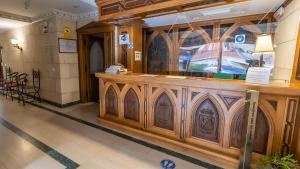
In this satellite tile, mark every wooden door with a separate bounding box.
[79,33,113,103]
[77,22,115,103]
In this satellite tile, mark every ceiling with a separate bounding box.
[0,0,97,33]
[0,17,28,33]
[144,0,286,27]
[0,0,286,33]
[0,0,97,17]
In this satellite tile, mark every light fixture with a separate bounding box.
[10,39,22,51]
[254,34,274,67]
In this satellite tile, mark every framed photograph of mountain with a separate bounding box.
[58,38,77,53]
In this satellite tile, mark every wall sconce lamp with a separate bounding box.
[254,34,274,67]
[10,39,23,51]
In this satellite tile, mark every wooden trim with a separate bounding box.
[77,22,115,103]
[144,13,273,30]
[291,24,300,83]
[97,0,249,22]
[97,73,300,166]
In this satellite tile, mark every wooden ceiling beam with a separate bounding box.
[97,0,249,22]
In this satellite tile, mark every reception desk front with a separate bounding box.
[96,73,300,167]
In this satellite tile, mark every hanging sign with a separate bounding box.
[119,33,130,44]
[63,25,72,39]
[235,34,245,44]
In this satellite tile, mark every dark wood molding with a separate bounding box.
[267,100,278,111]
[191,92,200,100]
[218,94,241,110]
[281,98,299,154]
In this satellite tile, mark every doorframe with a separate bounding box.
[0,46,3,78]
[77,22,115,103]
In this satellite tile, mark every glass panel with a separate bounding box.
[252,19,268,34]
[221,26,257,74]
[220,23,234,37]
[147,33,169,74]
[90,41,104,74]
[143,12,278,78]
[179,28,218,75]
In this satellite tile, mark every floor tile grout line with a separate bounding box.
[29,102,223,169]
[0,117,80,169]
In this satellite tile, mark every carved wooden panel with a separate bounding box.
[124,89,140,121]
[105,86,118,116]
[218,94,241,110]
[100,0,168,15]
[267,100,278,111]
[230,107,269,154]
[281,98,298,154]
[154,93,174,130]
[192,99,220,143]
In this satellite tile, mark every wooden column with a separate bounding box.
[118,20,143,73]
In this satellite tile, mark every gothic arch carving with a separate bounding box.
[105,86,118,116]
[230,106,270,154]
[191,95,223,143]
[124,88,140,121]
[154,92,175,131]
[220,21,262,42]
[146,31,172,74]
[178,27,212,47]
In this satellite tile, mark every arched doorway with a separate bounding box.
[77,22,114,103]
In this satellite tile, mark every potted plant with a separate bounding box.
[257,154,299,169]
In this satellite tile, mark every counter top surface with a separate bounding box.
[96,73,300,96]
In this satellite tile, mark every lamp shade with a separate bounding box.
[254,34,274,53]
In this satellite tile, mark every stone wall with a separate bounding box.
[274,0,300,82]
[0,16,80,105]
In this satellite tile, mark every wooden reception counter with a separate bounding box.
[96,72,300,167]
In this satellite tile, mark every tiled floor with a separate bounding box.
[0,97,213,169]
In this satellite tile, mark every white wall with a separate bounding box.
[273,0,300,82]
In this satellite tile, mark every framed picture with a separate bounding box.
[58,38,77,53]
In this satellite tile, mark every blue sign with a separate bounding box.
[160,159,176,169]
[235,34,245,44]
[128,42,134,49]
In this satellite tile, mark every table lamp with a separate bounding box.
[254,34,274,67]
